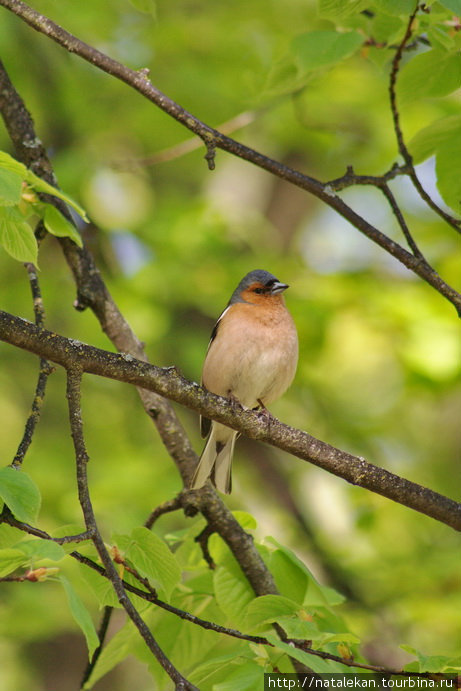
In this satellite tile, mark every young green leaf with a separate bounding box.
[0,151,27,177]
[318,0,369,20]
[15,539,66,562]
[0,206,38,264]
[408,115,461,163]
[244,594,301,630]
[60,576,99,658]
[43,204,83,248]
[115,526,181,600]
[24,169,88,221]
[0,548,28,577]
[0,169,23,206]
[213,564,254,627]
[397,50,461,103]
[0,466,41,523]
[292,31,363,71]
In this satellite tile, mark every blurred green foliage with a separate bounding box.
[0,0,460,688]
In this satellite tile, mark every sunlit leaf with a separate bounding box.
[292,31,363,71]
[16,539,66,562]
[0,548,28,577]
[0,206,38,264]
[43,204,83,247]
[114,526,181,600]
[0,169,23,206]
[436,138,461,214]
[397,50,461,103]
[0,466,41,523]
[60,576,99,658]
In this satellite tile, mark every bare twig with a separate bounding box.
[389,4,461,232]
[118,110,257,169]
[12,263,54,468]
[194,524,216,569]
[1,311,461,532]
[0,0,460,314]
[144,496,183,529]
[65,367,198,691]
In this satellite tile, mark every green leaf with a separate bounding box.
[277,616,360,645]
[15,539,66,562]
[439,0,461,13]
[0,151,27,176]
[401,645,461,673]
[0,151,87,221]
[397,50,461,103]
[115,526,181,600]
[292,31,363,71]
[244,594,301,629]
[24,170,88,221]
[408,115,461,163]
[0,548,28,577]
[318,0,369,20]
[269,548,308,604]
[0,466,41,523]
[232,510,257,530]
[83,620,137,688]
[436,138,461,214]
[81,565,121,608]
[212,661,262,691]
[370,0,420,15]
[265,633,348,673]
[43,204,83,248]
[0,523,24,548]
[0,206,38,264]
[60,576,99,658]
[0,169,23,206]
[213,564,254,627]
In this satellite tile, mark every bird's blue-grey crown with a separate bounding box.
[229,269,289,305]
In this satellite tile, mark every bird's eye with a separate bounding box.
[253,287,264,294]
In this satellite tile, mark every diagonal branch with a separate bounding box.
[65,367,198,691]
[0,0,460,314]
[1,310,460,532]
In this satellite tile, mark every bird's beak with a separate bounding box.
[270,281,289,295]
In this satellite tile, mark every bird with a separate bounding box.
[190,269,298,494]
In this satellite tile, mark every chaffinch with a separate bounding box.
[191,269,298,494]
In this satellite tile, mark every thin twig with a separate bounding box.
[65,368,198,691]
[12,263,54,467]
[144,496,183,529]
[194,524,216,569]
[389,3,461,232]
[118,110,257,169]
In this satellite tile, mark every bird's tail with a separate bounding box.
[191,424,236,494]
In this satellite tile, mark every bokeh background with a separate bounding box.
[0,0,460,688]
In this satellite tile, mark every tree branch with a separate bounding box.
[65,367,198,690]
[1,310,460,532]
[0,0,460,314]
